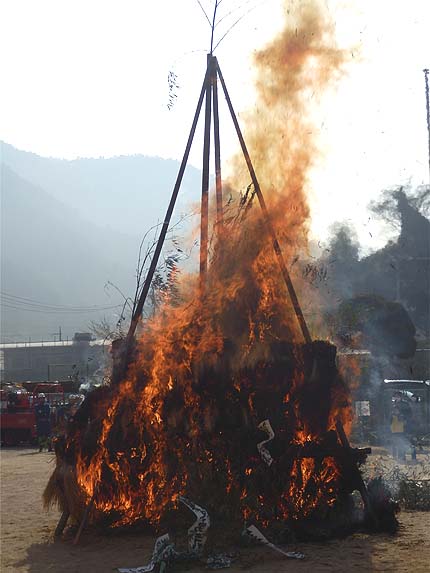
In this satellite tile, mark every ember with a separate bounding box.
[44,0,398,545]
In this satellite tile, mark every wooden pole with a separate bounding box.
[200,55,213,288]
[215,60,312,344]
[128,65,209,337]
[73,494,95,545]
[54,509,70,539]
[335,420,375,523]
[212,59,223,228]
[115,65,210,384]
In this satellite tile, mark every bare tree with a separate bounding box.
[369,185,430,230]
[88,213,197,340]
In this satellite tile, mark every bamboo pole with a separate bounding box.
[215,60,312,344]
[212,58,223,228]
[54,509,70,539]
[200,55,213,288]
[115,66,210,383]
[73,494,95,545]
[335,421,376,524]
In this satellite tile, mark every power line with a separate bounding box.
[1,291,122,312]
[1,302,122,314]
[1,291,120,309]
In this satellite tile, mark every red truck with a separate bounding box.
[0,387,37,446]
[0,383,65,446]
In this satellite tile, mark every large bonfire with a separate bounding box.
[45,1,395,542]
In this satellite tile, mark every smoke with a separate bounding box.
[228,0,346,245]
[144,0,352,357]
[211,0,347,341]
[128,0,352,451]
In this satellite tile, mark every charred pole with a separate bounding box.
[335,420,375,525]
[216,60,312,344]
[212,57,224,227]
[114,66,210,383]
[201,53,224,286]
[200,55,213,288]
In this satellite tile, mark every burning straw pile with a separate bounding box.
[47,338,353,533]
[45,0,398,544]
[44,205,396,540]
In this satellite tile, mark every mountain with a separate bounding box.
[1,142,201,237]
[1,166,140,341]
[1,143,202,342]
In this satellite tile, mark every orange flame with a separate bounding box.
[66,0,352,530]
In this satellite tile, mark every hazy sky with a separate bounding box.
[1,0,429,250]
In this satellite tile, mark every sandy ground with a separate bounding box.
[1,447,430,573]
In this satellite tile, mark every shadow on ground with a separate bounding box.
[12,527,381,573]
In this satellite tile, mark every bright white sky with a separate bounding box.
[1,0,429,251]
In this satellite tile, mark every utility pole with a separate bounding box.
[424,69,430,184]
[51,326,62,342]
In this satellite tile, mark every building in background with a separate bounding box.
[0,333,110,384]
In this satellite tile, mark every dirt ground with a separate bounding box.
[1,447,429,573]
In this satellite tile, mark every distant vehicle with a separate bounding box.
[73,332,94,343]
[26,382,65,406]
[0,387,36,446]
[383,379,430,437]
[0,382,65,446]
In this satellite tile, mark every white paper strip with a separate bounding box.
[118,533,175,573]
[257,419,275,466]
[179,495,210,555]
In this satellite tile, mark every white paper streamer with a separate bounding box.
[118,533,176,573]
[244,525,305,560]
[179,495,210,555]
[257,419,275,466]
[118,498,210,572]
